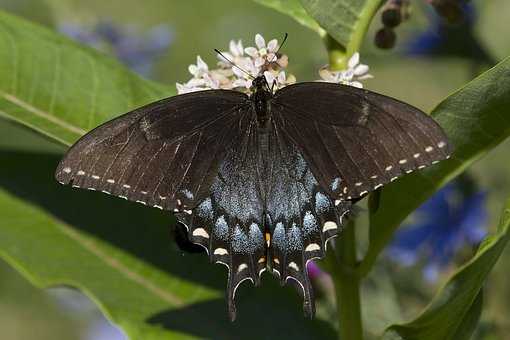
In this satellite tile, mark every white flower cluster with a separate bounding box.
[318,53,373,88]
[176,34,372,94]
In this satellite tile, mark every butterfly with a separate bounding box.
[55,74,451,321]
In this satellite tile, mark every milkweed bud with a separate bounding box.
[375,27,396,49]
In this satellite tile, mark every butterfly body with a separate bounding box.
[55,76,452,320]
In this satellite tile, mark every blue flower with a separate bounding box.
[387,180,488,282]
[59,21,173,77]
[405,3,493,64]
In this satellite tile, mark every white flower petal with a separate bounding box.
[188,64,198,76]
[255,34,265,49]
[357,74,374,80]
[348,52,360,69]
[353,64,369,76]
[235,40,244,55]
[229,40,237,56]
[277,71,286,83]
[217,51,234,63]
[196,56,208,71]
[186,78,206,87]
[232,78,249,89]
[342,69,354,81]
[264,71,275,86]
[319,68,336,82]
[254,57,265,68]
[176,83,186,94]
[267,39,278,52]
[244,47,259,58]
[232,66,247,78]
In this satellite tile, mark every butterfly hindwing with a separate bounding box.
[272,82,452,200]
[266,124,352,317]
[173,110,267,321]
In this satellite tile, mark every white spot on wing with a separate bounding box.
[92,175,100,180]
[77,170,85,176]
[385,165,393,171]
[322,221,337,232]
[288,262,299,271]
[107,179,115,184]
[63,167,71,174]
[237,263,248,273]
[425,146,434,152]
[399,159,407,164]
[214,248,228,256]
[438,141,446,148]
[193,228,209,238]
[305,243,321,252]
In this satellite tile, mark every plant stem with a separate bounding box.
[331,222,363,340]
[324,34,347,71]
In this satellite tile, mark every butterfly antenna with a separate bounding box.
[269,33,288,64]
[214,49,255,79]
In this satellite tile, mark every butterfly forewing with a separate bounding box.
[273,82,452,200]
[55,90,250,211]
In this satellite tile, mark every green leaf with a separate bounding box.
[0,10,173,147]
[381,198,510,340]
[0,11,336,340]
[299,0,383,53]
[360,56,510,276]
[252,0,325,35]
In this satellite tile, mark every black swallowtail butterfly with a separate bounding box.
[55,74,451,320]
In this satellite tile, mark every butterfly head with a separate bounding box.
[251,75,270,92]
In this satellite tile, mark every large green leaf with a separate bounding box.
[0,11,336,340]
[299,0,383,52]
[361,56,510,276]
[381,198,510,340]
[251,0,325,35]
[0,9,172,147]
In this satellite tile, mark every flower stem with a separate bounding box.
[324,34,347,71]
[330,221,363,340]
